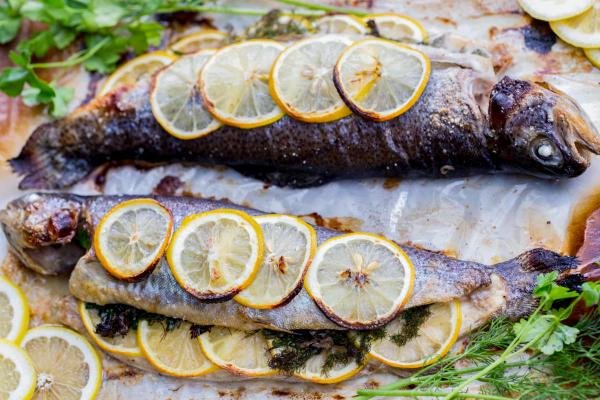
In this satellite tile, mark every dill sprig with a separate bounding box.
[356,273,600,399]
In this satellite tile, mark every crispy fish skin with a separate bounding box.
[1,193,580,331]
[10,54,600,189]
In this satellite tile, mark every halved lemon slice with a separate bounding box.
[167,209,264,301]
[270,35,353,123]
[369,300,462,368]
[550,2,600,48]
[334,38,431,122]
[78,302,142,358]
[0,276,29,344]
[518,0,594,22]
[314,15,367,34]
[584,47,600,67]
[98,51,176,96]
[363,13,428,43]
[21,325,102,400]
[151,49,222,140]
[234,214,316,309]
[200,40,285,128]
[137,319,217,377]
[304,232,415,329]
[0,339,36,400]
[294,348,363,384]
[198,327,276,377]
[94,198,173,281]
[169,30,228,54]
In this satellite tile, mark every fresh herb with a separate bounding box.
[85,302,206,338]
[263,329,374,375]
[356,272,600,399]
[390,305,431,347]
[75,227,91,250]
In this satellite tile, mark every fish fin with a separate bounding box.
[9,123,92,190]
[231,165,331,188]
[514,248,579,273]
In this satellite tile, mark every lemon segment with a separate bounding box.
[198,327,276,377]
[584,47,600,67]
[151,49,222,140]
[234,214,316,309]
[369,300,462,368]
[270,35,353,123]
[363,13,428,43]
[518,0,594,22]
[167,209,264,301]
[78,302,142,358]
[137,320,217,377]
[200,40,285,128]
[550,3,600,48]
[304,232,415,329]
[0,277,29,344]
[334,38,431,122]
[314,15,367,34]
[21,325,102,400]
[98,51,176,96]
[94,198,173,281]
[169,30,228,54]
[0,339,36,400]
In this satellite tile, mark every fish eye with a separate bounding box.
[531,137,562,165]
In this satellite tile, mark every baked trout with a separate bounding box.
[0,193,581,331]
[9,43,600,189]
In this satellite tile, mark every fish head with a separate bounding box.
[489,76,600,177]
[0,193,86,275]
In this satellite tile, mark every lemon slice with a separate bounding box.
[518,0,594,22]
[151,49,222,140]
[369,300,462,368]
[314,15,367,34]
[294,348,363,384]
[21,325,102,400]
[364,13,428,43]
[334,38,431,122]
[584,47,600,67]
[550,2,600,48]
[167,209,264,301]
[200,40,285,129]
[234,214,316,309]
[0,277,29,344]
[94,198,173,281]
[78,302,142,358]
[98,51,176,96]
[304,232,415,329]
[169,30,228,54]
[137,319,217,377]
[198,327,275,377]
[270,35,353,123]
[0,339,36,400]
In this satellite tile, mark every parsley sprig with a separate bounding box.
[356,272,600,399]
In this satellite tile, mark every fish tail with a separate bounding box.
[9,122,92,190]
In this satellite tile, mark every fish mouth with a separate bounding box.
[550,89,600,166]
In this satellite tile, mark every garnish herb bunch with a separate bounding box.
[356,271,600,399]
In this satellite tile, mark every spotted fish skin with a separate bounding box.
[9,50,600,189]
[0,193,579,330]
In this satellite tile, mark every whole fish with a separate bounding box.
[9,44,600,189]
[0,193,582,331]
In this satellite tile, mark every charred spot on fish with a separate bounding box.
[489,77,532,131]
[48,209,78,241]
[153,175,184,196]
[520,20,556,55]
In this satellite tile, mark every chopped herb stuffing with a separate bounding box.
[389,305,431,347]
